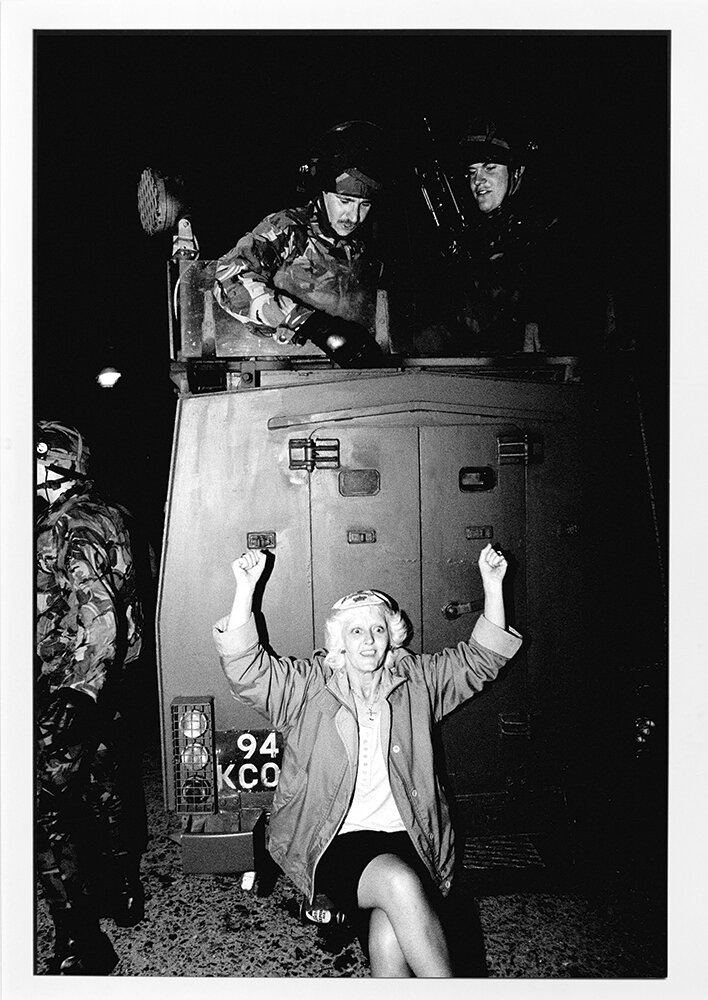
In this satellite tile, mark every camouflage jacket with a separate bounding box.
[456,204,559,347]
[36,483,143,701]
[214,201,382,342]
[414,202,566,356]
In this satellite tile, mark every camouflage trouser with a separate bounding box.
[35,686,147,921]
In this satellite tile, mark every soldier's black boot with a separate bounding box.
[109,851,145,927]
[56,929,118,976]
[49,906,118,976]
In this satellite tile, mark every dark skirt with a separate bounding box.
[314,829,435,919]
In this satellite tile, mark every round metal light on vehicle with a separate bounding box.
[182,777,211,807]
[181,743,209,771]
[137,167,184,235]
[180,709,208,740]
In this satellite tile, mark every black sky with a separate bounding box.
[33,30,669,538]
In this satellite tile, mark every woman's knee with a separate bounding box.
[359,853,428,910]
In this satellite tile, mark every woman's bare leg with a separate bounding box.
[368,907,412,977]
[357,853,452,978]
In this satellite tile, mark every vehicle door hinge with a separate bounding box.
[498,712,532,739]
[289,438,340,472]
[497,433,543,465]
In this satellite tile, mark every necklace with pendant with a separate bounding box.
[354,687,381,722]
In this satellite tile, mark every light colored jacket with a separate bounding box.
[213,613,521,900]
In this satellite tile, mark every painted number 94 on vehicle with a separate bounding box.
[216,729,283,794]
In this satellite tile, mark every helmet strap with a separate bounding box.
[36,465,80,504]
[508,164,526,198]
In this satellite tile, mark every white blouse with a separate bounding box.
[340,702,406,834]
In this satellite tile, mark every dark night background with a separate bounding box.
[33,30,669,900]
[34,31,669,541]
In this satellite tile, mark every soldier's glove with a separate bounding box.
[294,311,382,368]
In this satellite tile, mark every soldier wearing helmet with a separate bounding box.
[460,119,528,215]
[214,121,388,368]
[415,115,582,357]
[35,421,147,975]
[456,116,556,353]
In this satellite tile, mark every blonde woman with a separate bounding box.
[213,544,521,977]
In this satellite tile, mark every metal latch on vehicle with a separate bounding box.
[498,713,532,739]
[497,433,543,465]
[288,438,340,472]
[347,530,377,544]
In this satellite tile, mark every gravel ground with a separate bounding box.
[34,748,666,979]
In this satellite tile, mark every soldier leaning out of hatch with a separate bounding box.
[416,116,590,357]
[35,422,148,975]
[213,545,522,978]
[214,121,387,368]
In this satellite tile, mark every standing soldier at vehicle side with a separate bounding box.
[35,421,147,975]
[214,120,389,368]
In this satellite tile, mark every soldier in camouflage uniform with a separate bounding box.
[35,421,147,975]
[454,118,553,353]
[415,117,589,357]
[214,121,387,368]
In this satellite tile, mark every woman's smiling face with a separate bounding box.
[340,605,391,674]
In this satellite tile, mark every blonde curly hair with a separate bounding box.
[322,591,409,670]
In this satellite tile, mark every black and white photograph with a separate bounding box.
[0,1,704,992]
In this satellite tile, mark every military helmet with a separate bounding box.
[36,421,90,478]
[300,120,389,200]
[459,117,537,198]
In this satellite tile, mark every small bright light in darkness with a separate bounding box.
[97,366,122,389]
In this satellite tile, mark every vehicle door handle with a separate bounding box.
[442,599,484,620]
